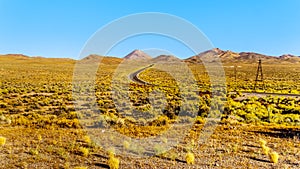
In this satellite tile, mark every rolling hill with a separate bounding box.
[151,55,181,63]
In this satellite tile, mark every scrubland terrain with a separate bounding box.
[0,52,300,168]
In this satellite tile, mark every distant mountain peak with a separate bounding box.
[152,54,181,62]
[124,50,152,60]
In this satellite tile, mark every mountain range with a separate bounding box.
[1,48,300,64]
[184,48,300,64]
[122,48,300,64]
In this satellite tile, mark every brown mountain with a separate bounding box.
[152,55,181,63]
[80,54,103,63]
[278,54,300,63]
[81,54,103,60]
[185,48,223,63]
[124,49,152,60]
[185,48,300,64]
[0,54,75,62]
[0,54,30,60]
[81,54,122,64]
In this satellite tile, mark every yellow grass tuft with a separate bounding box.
[269,151,279,163]
[108,154,119,169]
[262,145,270,155]
[0,136,6,146]
[185,152,195,164]
[83,135,91,144]
[79,147,89,157]
[29,148,39,155]
[259,139,267,147]
[37,134,42,141]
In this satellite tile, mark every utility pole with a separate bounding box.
[254,59,264,90]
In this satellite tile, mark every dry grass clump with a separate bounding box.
[0,136,6,146]
[258,138,279,163]
[79,147,89,157]
[29,148,39,155]
[37,134,42,141]
[185,152,195,164]
[269,151,279,163]
[262,145,270,155]
[259,139,270,155]
[83,135,91,144]
[259,139,267,147]
[108,150,120,169]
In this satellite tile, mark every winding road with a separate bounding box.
[128,64,154,85]
[128,64,300,99]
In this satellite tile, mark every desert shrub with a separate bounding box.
[0,136,6,146]
[67,111,79,119]
[29,148,39,155]
[185,152,195,164]
[108,150,119,169]
[262,145,270,155]
[108,155,119,169]
[37,134,42,141]
[259,139,267,147]
[198,104,209,117]
[83,135,91,144]
[194,116,205,124]
[79,147,89,157]
[269,151,279,163]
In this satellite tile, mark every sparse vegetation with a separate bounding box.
[108,150,120,169]
[79,147,89,157]
[259,139,267,147]
[83,135,91,144]
[262,145,270,155]
[269,151,279,163]
[0,136,6,146]
[0,55,299,168]
[29,148,39,155]
[185,152,195,164]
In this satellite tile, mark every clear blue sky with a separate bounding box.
[0,0,300,59]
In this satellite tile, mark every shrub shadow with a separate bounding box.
[94,163,110,168]
[252,127,300,139]
[249,156,270,163]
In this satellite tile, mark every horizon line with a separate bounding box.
[1,48,300,60]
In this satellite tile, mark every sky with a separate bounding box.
[0,0,300,59]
